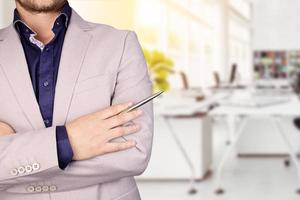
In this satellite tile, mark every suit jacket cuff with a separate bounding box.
[56,126,73,170]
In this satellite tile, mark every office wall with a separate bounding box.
[69,0,136,30]
[252,0,300,50]
[0,1,15,28]
[0,1,5,27]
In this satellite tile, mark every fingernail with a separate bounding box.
[130,141,137,146]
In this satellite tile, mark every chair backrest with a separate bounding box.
[213,71,220,88]
[229,64,238,84]
[179,71,189,90]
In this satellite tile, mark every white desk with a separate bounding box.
[210,92,300,194]
[139,89,217,194]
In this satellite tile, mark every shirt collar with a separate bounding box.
[13,1,72,35]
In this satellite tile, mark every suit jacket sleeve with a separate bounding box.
[3,31,154,194]
[0,126,62,191]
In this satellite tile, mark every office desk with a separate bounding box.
[210,94,300,194]
[139,90,217,194]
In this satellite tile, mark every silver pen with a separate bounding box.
[119,91,164,114]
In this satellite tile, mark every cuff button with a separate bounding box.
[25,165,33,173]
[10,168,18,176]
[42,185,49,192]
[35,186,42,192]
[26,185,35,193]
[32,162,40,171]
[49,185,57,192]
[17,166,25,174]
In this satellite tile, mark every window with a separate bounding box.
[229,0,252,81]
[68,0,253,88]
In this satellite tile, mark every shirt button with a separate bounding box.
[44,119,50,125]
[43,81,49,87]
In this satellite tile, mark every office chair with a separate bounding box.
[213,71,221,89]
[229,63,237,85]
[176,70,205,101]
[179,71,189,90]
[213,64,238,89]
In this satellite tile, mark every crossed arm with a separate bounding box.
[0,31,153,193]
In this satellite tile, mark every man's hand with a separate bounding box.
[66,103,143,161]
[0,121,15,136]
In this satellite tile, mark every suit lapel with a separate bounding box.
[52,11,92,126]
[0,25,45,129]
[0,11,92,129]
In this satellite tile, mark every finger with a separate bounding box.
[108,124,141,140]
[0,122,15,135]
[103,140,136,153]
[106,109,143,128]
[97,102,133,119]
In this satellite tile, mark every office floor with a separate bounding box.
[137,121,300,200]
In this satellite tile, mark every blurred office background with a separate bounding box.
[2,0,300,199]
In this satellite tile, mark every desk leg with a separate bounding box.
[214,117,248,195]
[163,117,197,195]
[273,116,300,194]
[226,114,236,145]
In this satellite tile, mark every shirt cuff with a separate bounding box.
[56,126,74,170]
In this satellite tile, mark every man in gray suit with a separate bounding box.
[0,0,153,199]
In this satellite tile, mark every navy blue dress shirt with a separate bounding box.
[13,2,73,169]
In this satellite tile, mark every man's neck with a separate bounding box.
[16,3,60,45]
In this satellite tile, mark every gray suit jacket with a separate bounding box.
[0,10,153,200]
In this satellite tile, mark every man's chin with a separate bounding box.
[16,0,67,13]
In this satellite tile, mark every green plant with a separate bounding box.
[143,48,174,92]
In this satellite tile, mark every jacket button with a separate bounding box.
[17,166,25,174]
[10,168,18,176]
[26,185,35,193]
[25,164,33,173]
[32,163,40,171]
